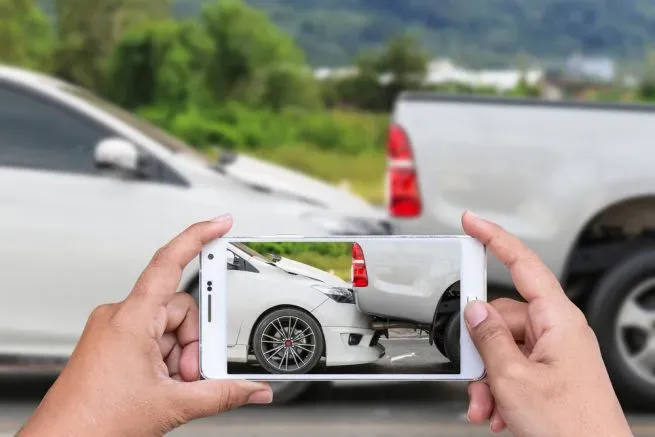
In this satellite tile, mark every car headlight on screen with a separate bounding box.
[311,284,356,304]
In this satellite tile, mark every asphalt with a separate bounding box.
[2,337,655,436]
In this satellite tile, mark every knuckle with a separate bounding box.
[89,303,115,322]
[215,384,241,413]
[150,246,171,268]
[175,291,196,306]
[498,360,528,382]
[475,321,508,346]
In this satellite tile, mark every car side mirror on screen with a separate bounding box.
[226,251,236,266]
[94,138,144,176]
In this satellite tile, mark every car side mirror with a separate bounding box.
[227,251,237,266]
[94,138,141,174]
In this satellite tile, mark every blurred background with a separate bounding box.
[4,0,655,435]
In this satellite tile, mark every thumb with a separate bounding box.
[464,301,529,380]
[171,379,273,420]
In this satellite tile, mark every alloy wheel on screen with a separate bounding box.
[260,316,317,372]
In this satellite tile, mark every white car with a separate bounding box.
[225,243,384,374]
[0,65,390,401]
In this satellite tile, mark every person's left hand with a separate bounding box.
[19,215,272,437]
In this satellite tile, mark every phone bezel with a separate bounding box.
[199,235,486,381]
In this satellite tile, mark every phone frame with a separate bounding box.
[199,235,486,381]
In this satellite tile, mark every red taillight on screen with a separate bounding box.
[351,242,368,287]
[386,124,421,217]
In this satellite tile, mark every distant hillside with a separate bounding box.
[173,0,655,68]
[39,0,655,68]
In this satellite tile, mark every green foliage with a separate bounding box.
[245,242,353,280]
[52,0,171,90]
[0,0,54,71]
[199,0,318,110]
[246,242,352,258]
[259,64,323,111]
[141,101,387,154]
[106,19,210,111]
[321,33,430,112]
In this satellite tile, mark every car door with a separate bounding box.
[0,82,195,358]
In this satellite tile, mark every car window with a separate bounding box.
[0,84,112,174]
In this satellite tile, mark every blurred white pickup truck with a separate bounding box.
[387,92,655,409]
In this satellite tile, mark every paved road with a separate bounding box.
[3,377,655,437]
[2,338,655,437]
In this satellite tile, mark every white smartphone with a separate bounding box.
[199,235,486,381]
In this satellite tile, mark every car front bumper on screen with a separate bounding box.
[322,326,385,366]
[311,298,385,366]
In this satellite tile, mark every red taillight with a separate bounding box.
[387,124,413,160]
[351,242,368,287]
[386,124,421,217]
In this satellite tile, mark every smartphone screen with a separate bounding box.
[200,236,485,379]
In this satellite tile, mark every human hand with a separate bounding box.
[461,212,633,437]
[18,215,272,437]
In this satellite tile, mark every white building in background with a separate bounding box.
[424,58,544,91]
[314,58,544,92]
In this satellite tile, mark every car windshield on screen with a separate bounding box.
[59,85,196,154]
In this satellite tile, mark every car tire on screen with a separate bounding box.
[585,249,655,410]
[444,312,460,368]
[188,283,316,404]
[253,308,325,374]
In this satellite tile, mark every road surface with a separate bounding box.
[2,337,655,436]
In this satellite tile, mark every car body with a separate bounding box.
[352,239,461,325]
[0,65,389,363]
[386,92,655,288]
[386,91,655,408]
[225,243,384,372]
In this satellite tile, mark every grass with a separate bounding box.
[242,144,386,205]
[245,242,353,281]
[289,252,352,281]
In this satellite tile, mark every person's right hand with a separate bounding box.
[461,212,633,437]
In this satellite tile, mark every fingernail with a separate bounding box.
[466,408,471,422]
[464,301,488,328]
[490,417,499,432]
[465,210,479,219]
[211,214,232,223]
[247,390,273,405]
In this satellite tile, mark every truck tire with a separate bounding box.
[188,282,315,404]
[444,312,460,368]
[585,249,655,410]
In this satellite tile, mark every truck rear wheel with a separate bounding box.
[585,249,655,410]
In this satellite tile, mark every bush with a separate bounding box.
[140,101,388,155]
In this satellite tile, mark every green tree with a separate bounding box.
[199,0,318,110]
[375,33,429,91]
[107,19,210,113]
[0,0,54,71]
[258,64,322,111]
[53,0,171,92]
[329,33,429,111]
